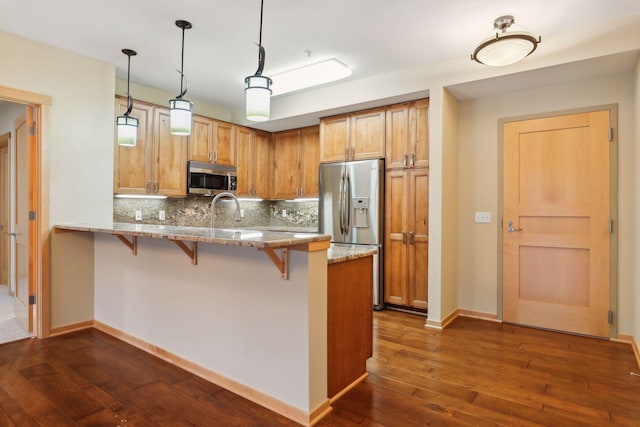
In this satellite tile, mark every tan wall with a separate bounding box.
[115,78,231,122]
[456,72,636,335]
[633,56,640,345]
[441,89,459,320]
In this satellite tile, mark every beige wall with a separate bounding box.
[0,30,115,225]
[633,56,640,346]
[456,72,636,335]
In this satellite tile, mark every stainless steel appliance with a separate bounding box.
[319,159,384,310]
[187,161,237,196]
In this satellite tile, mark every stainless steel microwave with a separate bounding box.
[187,161,237,196]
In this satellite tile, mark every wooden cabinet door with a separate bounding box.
[114,97,154,194]
[409,99,429,169]
[153,107,188,197]
[189,115,214,163]
[384,169,408,305]
[235,125,251,197]
[252,130,272,199]
[385,103,410,170]
[320,114,349,163]
[300,126,319,197]
[213,121,236,166]
[351,107,385,160]
[271,129,300,199]
[407,168,428,310]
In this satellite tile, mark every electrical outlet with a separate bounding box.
[135,210,142,221]
[474,212,491,223]
[282,209,287,217]
[159,210,165,221]
[240,209,245,218]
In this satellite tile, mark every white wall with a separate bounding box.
[93,234,327,415]
[0,30,115,225]
[457,72,636,335]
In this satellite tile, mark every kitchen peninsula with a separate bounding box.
[51,223,375,426]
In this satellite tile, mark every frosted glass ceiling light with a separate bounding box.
[471,15,541,67]
[116,49,138,146]
[245,0,272,122]
[169,20,193,135]
[271,58,352,96]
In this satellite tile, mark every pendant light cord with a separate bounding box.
[255,0,266,76]
[179,25,185,96]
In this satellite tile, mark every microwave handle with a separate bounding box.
[227,173,231,191]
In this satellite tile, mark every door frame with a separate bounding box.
[497,104,618,338]
[0,85,52,338]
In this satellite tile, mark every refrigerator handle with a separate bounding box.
[345,170,352,231]
[338,170,345,236]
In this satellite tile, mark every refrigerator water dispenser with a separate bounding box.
[352,197,369,228]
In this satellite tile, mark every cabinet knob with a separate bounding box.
[402,232,407,244]
[409,231,415,245]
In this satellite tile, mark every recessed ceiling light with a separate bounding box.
[271,58,352,96]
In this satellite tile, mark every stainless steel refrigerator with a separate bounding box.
[319,159,384,310]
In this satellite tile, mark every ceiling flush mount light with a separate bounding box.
[169,19,193,135]
[245,0,272,122]
[116,49,138,146]
[270,58,352,96]
[471,15,541,67]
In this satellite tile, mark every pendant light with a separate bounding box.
[169,20,193,135]
[471,15,541,67]
[244,0,272,122]
[116,49,138,146]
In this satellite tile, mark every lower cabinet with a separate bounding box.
[327,256,373,398]
[384,168,428,310]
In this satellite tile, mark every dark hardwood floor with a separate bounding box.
[0,310,639,426]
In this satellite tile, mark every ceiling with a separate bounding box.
[1,0,640,130]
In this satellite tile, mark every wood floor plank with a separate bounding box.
[0,312,639,426]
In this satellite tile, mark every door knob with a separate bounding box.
[507,220,523,233]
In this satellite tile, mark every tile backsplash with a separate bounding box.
[113,196,319,231]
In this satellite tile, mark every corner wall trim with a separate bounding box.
[616,334,640,369]
[48,320,95,337]
[458,309,501,323]
[93,321,330,426]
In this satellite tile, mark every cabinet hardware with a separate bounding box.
[402,153,407,167]
[154,182,159,193]
[146,181,151,193]
[409,231,414,245]
[214,151,218,162]
[402,232,407,244]
[209,150,213,162]
[350,146,355,159]
[344,146,349,159]
[409,152,415,167]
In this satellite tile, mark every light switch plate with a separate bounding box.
[135,210,142,221]
[475,212,491,223]
[159,210,165,221]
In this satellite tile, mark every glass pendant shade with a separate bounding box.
[471,16,540,67]
[116,115,139,146]
[169,98,193,135]
[245,75,272,122]
[473,33,539,66]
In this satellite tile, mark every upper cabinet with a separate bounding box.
[320,107,385,163]
[188,116,236,166]
[236,127,271,199]
[114,97,187,197]
[385,99,429,170]
[271,126,320,199]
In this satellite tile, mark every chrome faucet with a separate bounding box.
[210,192,241,228]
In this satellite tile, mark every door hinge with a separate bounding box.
[608,310,614,324]
[29,124,36,136]
[29,210,36,221]
[609,218,613,233]
[29,294,36,305]
[608,128,613,142]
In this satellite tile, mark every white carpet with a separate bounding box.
[0,285,31,344]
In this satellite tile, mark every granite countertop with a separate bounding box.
[327,243,378,264]
[54,222,330,250]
